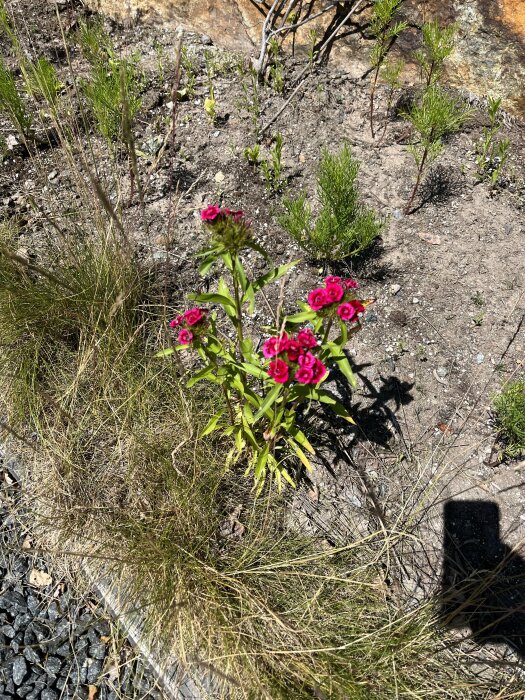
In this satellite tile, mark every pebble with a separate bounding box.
[390,283,401,295]
[47,170,58,181]
[436,366,448,378]
[475,352,485,364]
[412,297,420,304]
[12,655,27,685]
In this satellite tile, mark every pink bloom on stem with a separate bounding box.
[324,283,344,304]
[183,307,204,326]
[297,328,317,349]
[308,288,329,311]
[337,300,365,322]
[201,204,221,222]
[295,366,314,384]
[344,278,359,289]
[324,275,342,285]
[263,333,289,358]
[286,340,301,362]
[178,329,194,345]
[169,316,183,329]
[311,358,328,384]
[262,336,279,358]
[275,332,289,353]
[298,351,317,369]
[268,358,289,384]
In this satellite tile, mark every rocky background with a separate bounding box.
[86,0,525,116]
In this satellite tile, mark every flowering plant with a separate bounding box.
[157,206,372,490]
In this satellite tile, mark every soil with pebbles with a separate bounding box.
[0,453,163,700]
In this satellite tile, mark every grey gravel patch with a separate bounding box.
[0,455,164,700]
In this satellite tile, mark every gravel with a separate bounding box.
[0,453,164,700]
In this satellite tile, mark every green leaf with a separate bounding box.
[154,348,175,358]
[233,255,249,293]
[254,444,269,481]
[240,362,267,379]
[286,310,317,323]
[250,260,299,295]
[186,364,216,387]
[287,426,315,454]
[326,342,357,389]
[191,292,236,310]
[198,257,216,276]
[200,410,225,437]
[253,384,282,422]
[240,338,254,357]
[287,438,312,472]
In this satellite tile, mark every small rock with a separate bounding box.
[214,170,225,183]
[436,366,448,378]
[412,297,420,304]
[47,170,58,181]
[89,641,107,660]
[390,283,401,295]
[12,656,27,685]
[6,134,18,148]
[86,658,103,683]
[475,352,485,364]
[41,691,58,700]
[201,33,212,45]
[29,568,52,588]
[392,209,403,220]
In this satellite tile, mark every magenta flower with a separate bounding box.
[324,283,344,304]
[169,316,183,329]
[298,351,316,369]
[262,333,289,358]
[183,308,204,326]
[297,328,317,349]
[337,300,365,322]
[295,366,314,384]
[344,278,359,289]
[201,204,221,221]
[178,328,193,345]
[311,358,327,384]
[286,340,301,362]
[324,275,342,285]
[275,332,290,353]
[262,336,279,358]
[308,288,329,311]
[268,358,289,384]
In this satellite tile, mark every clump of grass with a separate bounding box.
[493,380,525,456]
[77,21,143,144]
[280,143,384,260]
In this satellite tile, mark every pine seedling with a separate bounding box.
[378,57,405,141]
[23,57,61,110]
[78,22,143,145]
[260,132,285,192]
[0,57,32,141]
[268,37,284,95]
[475,96,511,189]
[368,0,407,138]
[403,85,472,213]
[280,143,384,260]
[414,20,457,87]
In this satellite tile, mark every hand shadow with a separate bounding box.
[441,500,525,657]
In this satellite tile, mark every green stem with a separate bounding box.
[322,316,334,345]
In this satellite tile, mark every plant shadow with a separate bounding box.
[440,500,525,658]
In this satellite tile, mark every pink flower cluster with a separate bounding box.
[263,329,327,385]
[201,204,244,223]
[169,307,207,346]
[307,276,364,322]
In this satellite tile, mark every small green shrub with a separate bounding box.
[493,380,525,456]
[260,132,285,192]
[475,96,511,188]
[404,85,472,213]
[0,57,32,140]
[280,144,384,260]
[23,57,61,108]
[414,20,457,87]
[368,0,407,137]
